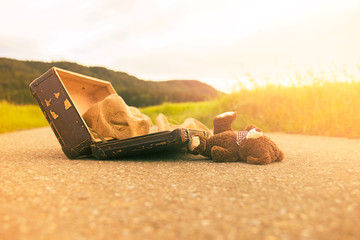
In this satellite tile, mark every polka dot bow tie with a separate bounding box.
[236,131,248,145]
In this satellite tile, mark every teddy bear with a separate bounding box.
[188,112,284,164]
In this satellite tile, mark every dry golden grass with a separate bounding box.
[224,81,360,138]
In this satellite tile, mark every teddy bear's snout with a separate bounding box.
[246,128,263,139]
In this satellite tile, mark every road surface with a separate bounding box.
[0,127,359,240]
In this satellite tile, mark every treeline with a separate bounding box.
[0,58,220,107]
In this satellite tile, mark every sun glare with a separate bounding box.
[1,0,360,93]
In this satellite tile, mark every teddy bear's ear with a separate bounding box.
[244,124,257,131]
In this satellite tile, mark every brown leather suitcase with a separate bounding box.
[29,67,209,159]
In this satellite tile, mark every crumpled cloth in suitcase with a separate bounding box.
[83,94,152,140]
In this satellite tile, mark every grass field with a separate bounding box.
[1,77,360,138]
[0,101,48,134]
[142,80,360,138]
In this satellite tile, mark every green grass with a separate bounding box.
[142,80,360,138]
[0,101,48,134]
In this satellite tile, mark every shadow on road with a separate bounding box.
[78,149,211,162]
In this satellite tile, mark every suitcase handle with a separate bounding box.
[89,128,107,143]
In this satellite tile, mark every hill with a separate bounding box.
[0,58,220,107]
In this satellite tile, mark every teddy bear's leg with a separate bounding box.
[188,135,208,155]
[211,146,239,162]
[213,112,237,134]
[246,153,272,165]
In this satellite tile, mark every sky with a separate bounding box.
[1,0,360,92]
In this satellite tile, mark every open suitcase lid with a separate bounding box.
[30,67,118,156]
[37,67,117,117]
[30,67,209,159]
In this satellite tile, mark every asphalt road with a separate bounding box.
[0,127,359,240]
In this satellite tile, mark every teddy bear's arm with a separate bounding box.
[188,135,208,156]
[211,146,239,162]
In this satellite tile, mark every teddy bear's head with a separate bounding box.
[237,125,284,165]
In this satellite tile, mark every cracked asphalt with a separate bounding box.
[0,127,359,240]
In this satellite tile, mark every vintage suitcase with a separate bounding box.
[29,67,210,159]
